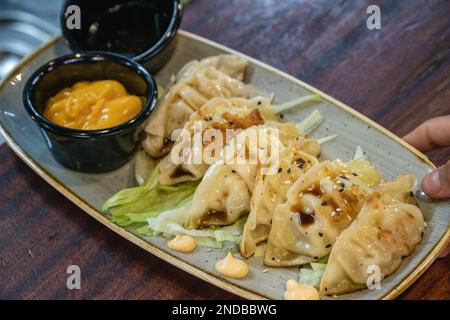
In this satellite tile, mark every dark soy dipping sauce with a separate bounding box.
[297,211,315,226]
[85,2,171,56]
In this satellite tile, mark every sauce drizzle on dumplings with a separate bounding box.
[296,210,315,226]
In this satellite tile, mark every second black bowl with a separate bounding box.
[60,0,183,72]
[23,52,157,173]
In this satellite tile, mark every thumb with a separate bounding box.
[421,160,450,199]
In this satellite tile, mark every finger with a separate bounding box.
[439,244,450,258]
[403,115,450,152]
[421,160,450,199]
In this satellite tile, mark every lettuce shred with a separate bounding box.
[298,256,328,289]
[147,209,247,248]
[102,164,200,228]
[296,109,324,134]
[254,243,267,257]
[274,94,321,114]
[317,134,338,145]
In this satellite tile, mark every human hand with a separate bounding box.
[403,115,450,258]
[403,115,450,199]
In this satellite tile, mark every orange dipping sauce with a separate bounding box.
[44,80,143,130]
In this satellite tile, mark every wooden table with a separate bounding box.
[1,0,449,299]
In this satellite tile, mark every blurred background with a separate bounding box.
[0,0,61,80]
[0,0,61,144]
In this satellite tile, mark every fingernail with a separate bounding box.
[422,170,441,195]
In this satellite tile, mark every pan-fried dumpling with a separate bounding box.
[319,174,425,296]
[176,54,248,83]
[185,163,254,228]
[185,122,300,229]
[239,137,321,258]
[264,160,375,267]
[143,55,260,158]
[158,96,276,185]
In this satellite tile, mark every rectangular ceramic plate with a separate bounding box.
[0,30,448,300]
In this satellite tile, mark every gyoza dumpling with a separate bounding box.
[176,54,248,83]
[185,122,300,229]
[264,160,376,267]
[319,174,425,296]
[143,55,259,158]
[158,96,277,185]
[239,137,321,258]
[184,163,253,228]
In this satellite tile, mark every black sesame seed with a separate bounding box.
[339,188,344,192]
[279,113,284,119]
[287,168,291,174]
[352,173,358,176]
[278,168,283,173]
[319,232,323,237]
[257,101,262,105]
[321,201,327,206]
[295,158,305,169]
[339,182,345,188]
[325,244,331,248]
[231,170,236,173]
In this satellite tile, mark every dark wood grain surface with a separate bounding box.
[1,0,449,299]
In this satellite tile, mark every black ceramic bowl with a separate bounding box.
[60,0,183,72]
[23,52,157,173]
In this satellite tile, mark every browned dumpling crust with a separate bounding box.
[264,160,373,267]
[319,174,425,296]
[239,136,321,258]
[143,54,260,158]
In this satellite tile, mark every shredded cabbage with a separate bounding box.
[317,134,338,145]
[254,243,267,257]
[274,94,321,114]
[347,159,381,187]
[353,145,366,160]
[147,206,247,248]
[298,257,328,289]
[102,164,200,227]
[296,109,324,134]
